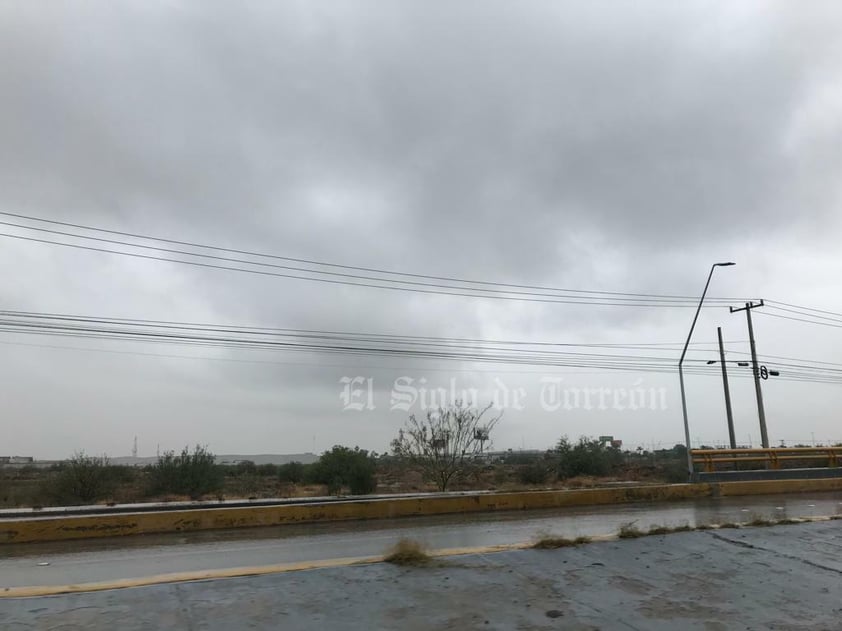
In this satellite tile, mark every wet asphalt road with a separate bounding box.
[1,491,840,588]
[2,520,842,630]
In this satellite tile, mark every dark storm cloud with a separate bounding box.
[1,1,841,457]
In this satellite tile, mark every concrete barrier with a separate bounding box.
[2,478,841,545]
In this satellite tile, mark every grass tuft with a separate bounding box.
[618,522,644,539]
[647,525,671,536]
[532,533,591,549]
[383,539,432,566]
[533,536,577,549]
[646,523,692,536]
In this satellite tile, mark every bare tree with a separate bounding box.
[391,401,501,491]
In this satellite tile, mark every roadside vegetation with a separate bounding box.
[0,403,753,508]
[147,446,224,500]
[532,534,591,549]
[390,401,502,491]
[394,516,813,566]
[383,539,433,566]
[0,439,697,509]
[528,517,814,555]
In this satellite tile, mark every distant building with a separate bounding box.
[0,456,34,465]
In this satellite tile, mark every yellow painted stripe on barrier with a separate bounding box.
[1,478,840,545]
[0,484,710,545]
[713,477,842,496]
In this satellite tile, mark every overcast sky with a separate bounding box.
[1,1,841,460]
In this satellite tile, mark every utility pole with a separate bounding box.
[730,300,768,448]
[717,327,736,449]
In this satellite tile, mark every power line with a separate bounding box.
[1,220,707,304]
[756,311,842,330]
[2,310,841,384]
[5,231,741,308]
[765,304,842,324]
[765,299,842,319]
[0,212,750,307]
[0,309,746,350]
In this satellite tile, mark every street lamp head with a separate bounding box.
[715,262,736,267]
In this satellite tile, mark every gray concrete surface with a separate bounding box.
[2,492,841,588]
[1,520,841,630]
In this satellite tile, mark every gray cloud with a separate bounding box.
[1,1,841,458]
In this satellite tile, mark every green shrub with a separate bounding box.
[310,446,376,495]
[235,460,257,476]
[147,445,223,499]
[42,452,131,505]
[555,436,623,479]
[257,463,278,477]
[278,461,305,484]
[518,461,551,485]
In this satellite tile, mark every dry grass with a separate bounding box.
[532,534,591,549]
[647,525,671,535]
[646,523,693,536]
[717,522,740,529]
[618,522,644,539]
[533,536,577,549]
[383,539,432,566]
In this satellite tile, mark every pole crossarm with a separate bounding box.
[729,299,765,314]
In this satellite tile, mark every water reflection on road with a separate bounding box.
[1,491,840,588]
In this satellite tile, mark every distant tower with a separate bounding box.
[132,436,138,459]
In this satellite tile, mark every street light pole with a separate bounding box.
[679,262,735,479]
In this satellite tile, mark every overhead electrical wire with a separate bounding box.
[765,300,842,319]
[0,309,747,351]
[1,310,841,385]
[1,215,840,383]
[763,304,842,324]
[0,212,751,307]
[756,311,842,330]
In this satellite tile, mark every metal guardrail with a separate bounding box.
[692,447,842,473]
[0,490,506,520]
